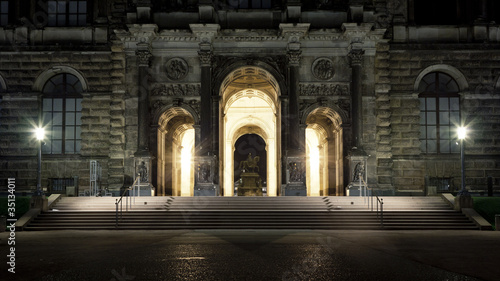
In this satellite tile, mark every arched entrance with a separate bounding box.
[157,107,196,196]
[305,107,344,196]
[234,134,267,195]
[220,67,281,196]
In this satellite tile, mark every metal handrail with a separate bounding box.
[360,176,370,209]
[360,176,384,228]
[376,196,384,228]
[115,174,140,228]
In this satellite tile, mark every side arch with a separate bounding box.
[156,107,196,196]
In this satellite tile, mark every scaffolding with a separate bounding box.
[90,160,102,196]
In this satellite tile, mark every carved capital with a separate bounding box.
[198,50,213,67]
[348,49,365,66]
[287,50,302,67]
[136,50,152,67]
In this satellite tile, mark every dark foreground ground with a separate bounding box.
[1,229,499,281]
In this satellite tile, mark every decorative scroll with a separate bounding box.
[165,58,188,81]
[151,84,200,96]
[312,58,334,80]
[299,83,349,96]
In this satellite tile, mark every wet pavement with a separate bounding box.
[1,229,499,281]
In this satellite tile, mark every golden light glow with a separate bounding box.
[306,128,320,196]
[35,127,45,140]
[180,128,195,196]
[457,126,467,140]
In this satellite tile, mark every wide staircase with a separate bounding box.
[24,195,480,231]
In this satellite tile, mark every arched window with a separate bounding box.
[42,73,82,154]
[419,72,460,154]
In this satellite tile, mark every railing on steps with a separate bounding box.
[360,176,384,228]
[115,174,140,228]
[376,196,384,228]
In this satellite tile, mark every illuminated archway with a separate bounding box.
[220,67,281,196]
[157,107,195,196]
[305,107,344,196]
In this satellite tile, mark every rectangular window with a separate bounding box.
[0,1,8,26]
[43,97,82,154]
[420,96,460,154]
[48,0,87,27]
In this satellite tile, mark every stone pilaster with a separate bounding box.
[348,48,365,150]
[279,23,309,195]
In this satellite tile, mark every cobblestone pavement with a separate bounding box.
[1,229,499,281]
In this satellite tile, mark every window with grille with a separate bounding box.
[419,72,460,154]
[48,0,87,26]
[42,73,83,154]
[0,1,8,26]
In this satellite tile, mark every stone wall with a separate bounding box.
[0,49,123,192]
[388,46,500,193]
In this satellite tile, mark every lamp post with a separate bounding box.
[454,126,472,210]
[457,126,468,195]
[34,127,45,196]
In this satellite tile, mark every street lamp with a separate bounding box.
[34,127,45,196]
[457,126,468,196]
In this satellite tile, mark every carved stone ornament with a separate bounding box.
[136,50,152,67]
[288,161,305,183]
[198,50,213,66]
[165,58,188,81]
[312,58,334,80]
[299,83,349,96]
[348,49,365,65]
[151,84,201,96]
[287,50,302,66]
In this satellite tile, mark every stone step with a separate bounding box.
[24,195,479,231]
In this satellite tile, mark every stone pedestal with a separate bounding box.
[348,148,368,193]
[454,194,473,211]
[237,173,263,196]
[283,156,306,196]
[194,155,218,196]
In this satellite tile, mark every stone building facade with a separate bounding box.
[1,0,499,196]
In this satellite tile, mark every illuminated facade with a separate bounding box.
[1,1,500,196]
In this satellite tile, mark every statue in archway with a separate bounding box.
[239,153,260,173]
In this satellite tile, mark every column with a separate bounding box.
[348,48,365,149]
[198,49,213,154]
[287,50,302,152]
[135,45,152,155]
[347,48,368,195]
[134,44,154,194]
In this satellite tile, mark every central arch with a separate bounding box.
[220,66,281,196]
